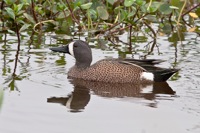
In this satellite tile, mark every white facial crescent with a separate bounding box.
[68,42,75,57]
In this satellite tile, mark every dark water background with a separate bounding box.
[0,30,200,133]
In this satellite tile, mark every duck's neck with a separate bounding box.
[75,61,91,69]
[74,49,92,69]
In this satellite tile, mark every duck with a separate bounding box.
[50,40,179,84]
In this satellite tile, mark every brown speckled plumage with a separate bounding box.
[68,59,149,83]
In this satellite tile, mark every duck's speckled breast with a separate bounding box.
[68,59,151,83]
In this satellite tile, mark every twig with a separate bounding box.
[15,23,21,48]
[143,21,156,39]
[109,25,131,35]
[31,0,38,23]
[116,38,129,45]
[143,39,157,58]
[79,7,87,19]
[33,20,54,33]
[147,0,153,11]
[181,17,192,27]
[181,3,200,27]
[106,22,121,32]
[129,25,132,47]
[168,13,174,30]
[0,1,4,11]
[134,13,149,23]
[132,7,139,21]
[177,0,187,25]
[108,38,117,45]
[0,1,5,27]
[182,3,200,17]
[65,0,80,25]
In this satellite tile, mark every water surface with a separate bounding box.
[0,32,200,133]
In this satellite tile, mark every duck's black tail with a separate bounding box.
[152,69,180,82]
[121,59,180,82]
[143,66,179,82]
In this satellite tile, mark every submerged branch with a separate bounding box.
[13,23,21,76]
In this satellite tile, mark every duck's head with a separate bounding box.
[50,40,92,68]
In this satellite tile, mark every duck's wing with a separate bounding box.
[118,59,164,71]
[119,59,180,82]
[122,59,165,65]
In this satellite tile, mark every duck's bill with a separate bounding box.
[50,46,69,53]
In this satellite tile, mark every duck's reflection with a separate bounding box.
[47,85,90,113]
[47,79,175,112]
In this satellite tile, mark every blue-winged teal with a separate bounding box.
[50,40,179,83]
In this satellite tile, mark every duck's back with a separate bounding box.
[68,59,149,83]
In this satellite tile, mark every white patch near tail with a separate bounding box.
[68,42,75,57]
[141,72,154,81]
[66,95,73,109]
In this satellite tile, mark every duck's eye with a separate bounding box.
[74,45,78,48]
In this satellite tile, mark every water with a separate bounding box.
[0,31,200,133]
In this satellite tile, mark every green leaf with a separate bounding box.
[13,4,18,12]
[168,32,184,42]
[24,13,35,24]
[58,11,70,19]
[127,6,136,18]
[74,0,86,7]
[5,7,15,20]
[195,7,200,17]
[119,9,127,21]
[147,2,161,13]
[145,15,158,22]
[136,0,145,6]
[19,24,31,33]
[13,3,23,13]
[97,6,109,20]
[114,6,123,13]
[89,9,97,20]
[16,4,24,13]
[124,0,135,7]
[15,17,25,24]
[170,0,183,10]
[8,80,15,91]
[159,3,172,14]
[169,6,179,10]
[106,0,117,5]
[4,0,16,5]
[127,11,135,18]
[17,10,24,16]
[57,3,65,11]
[8,30,15,34]
[141,4,147,12]
[22,0,31,5]
[80,2,92,10]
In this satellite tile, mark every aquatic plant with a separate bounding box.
[0,0,199,39]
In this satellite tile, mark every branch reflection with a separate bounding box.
[3,37,21,91]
